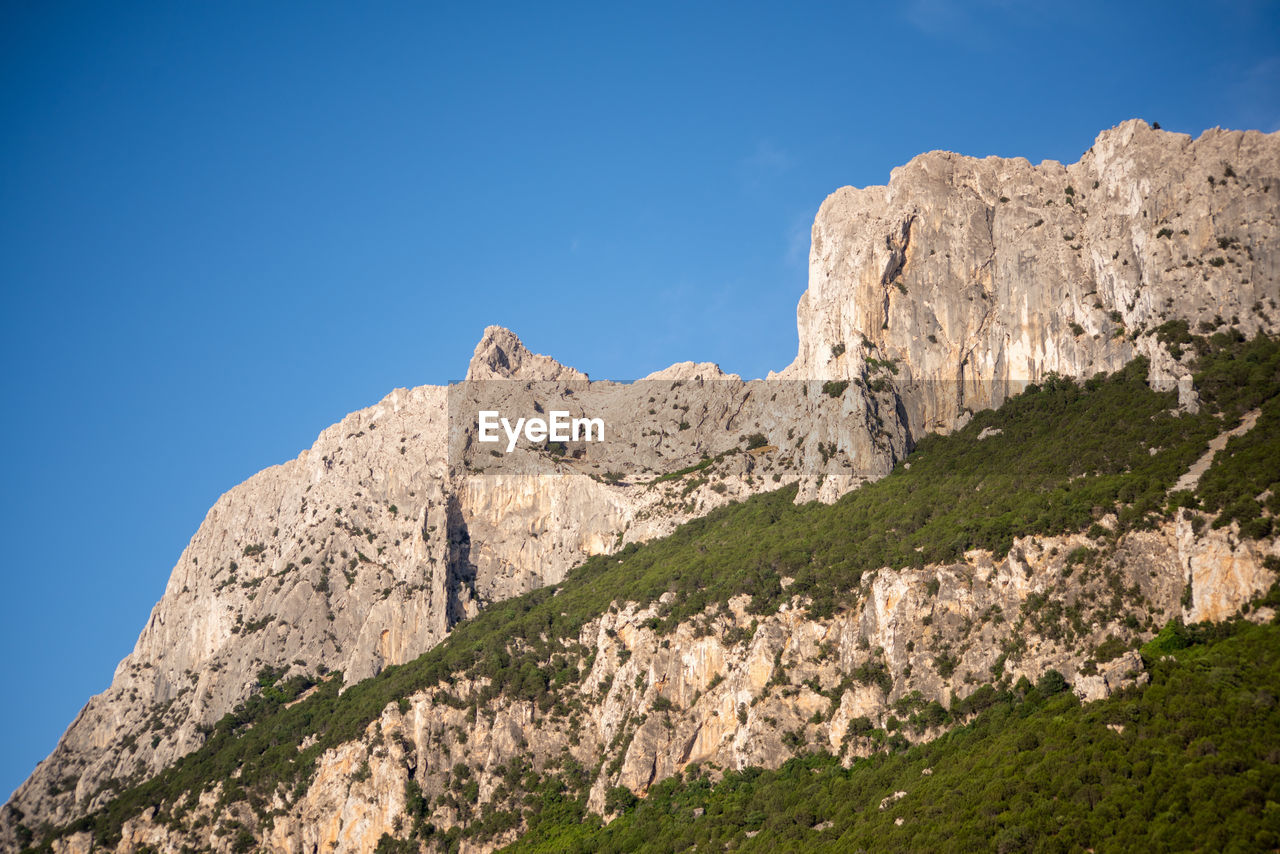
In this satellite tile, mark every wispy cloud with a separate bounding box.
[903,0,971,38]
[902,0,1050,45]
[785,214,812,272]
[743,140,793,173]
[1233,56,1280,132]
[737,140,794,190]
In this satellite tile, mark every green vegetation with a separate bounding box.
[820,380,849,399]
[501,620,1280,853]
[645,452,721,485]
[1167,329,1280,539]
[38,672,329,848]
[1196,397,1280,538]
[26,332,1280,852]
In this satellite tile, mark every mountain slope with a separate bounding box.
[505,619,1280,853]
[4,120,1278,848]
[16,330,1280,853]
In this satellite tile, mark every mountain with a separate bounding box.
[4,120,1278,852]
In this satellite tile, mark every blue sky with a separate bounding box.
[1,1,1277,800]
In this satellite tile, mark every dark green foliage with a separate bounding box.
[1091,634,1129,663]
[1185,332,1280,536]
[501,622,1280,853]
[1193,329,1280,416]
[1155,318,1194,360]
[41,672,326,849]
[1066,546,1095,566]
[933,651,959,679]
[646,449,741,485]
[373,835,416,853]
[820,380,849,399]
[1198,399,1280,536]
[1034,669,1067,695]
[852,658,892,694]
[650,696,675,712]
[604,786,638,814]
[229,823,256,852]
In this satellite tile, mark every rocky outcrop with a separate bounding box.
[778,120,1280,437]
[7,120,1279,844]
[50,511,1277,853]
[3,329,893,837]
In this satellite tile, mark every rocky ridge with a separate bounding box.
[779,120,1279,455]
[5,120,1279,845]
[5,328,903,836]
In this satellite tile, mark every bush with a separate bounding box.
[822,380,850,399]
[1035,669,1067,695]
[604,786,638,814]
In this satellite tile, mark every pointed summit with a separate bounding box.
[465,326,589,383]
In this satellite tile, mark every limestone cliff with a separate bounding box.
[780,120,1278,431]
[6,120,1279,845]
[4,328,891,836]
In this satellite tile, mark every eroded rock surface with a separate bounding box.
[51,514,1278,853]
[7,120,1279,844]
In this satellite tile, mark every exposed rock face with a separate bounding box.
[10,382,455,832]
[49,513,1278,853]
[779,120,1280,436]
[6,120,1279,844]
[4,329,892,836]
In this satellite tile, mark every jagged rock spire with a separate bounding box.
[465,326,589,383]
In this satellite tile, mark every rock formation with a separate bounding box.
[44,514,1280,853]
[780,119,1279,434]
[5,120,1278,847]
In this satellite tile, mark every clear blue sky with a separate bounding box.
[2,1,1276,800]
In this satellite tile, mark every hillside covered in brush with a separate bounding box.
[17,327,1279,853]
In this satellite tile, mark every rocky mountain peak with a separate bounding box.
[5,122,1277,851]
[642,360,737,382]
[781,119,1278,437]
[465,325,589,383]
